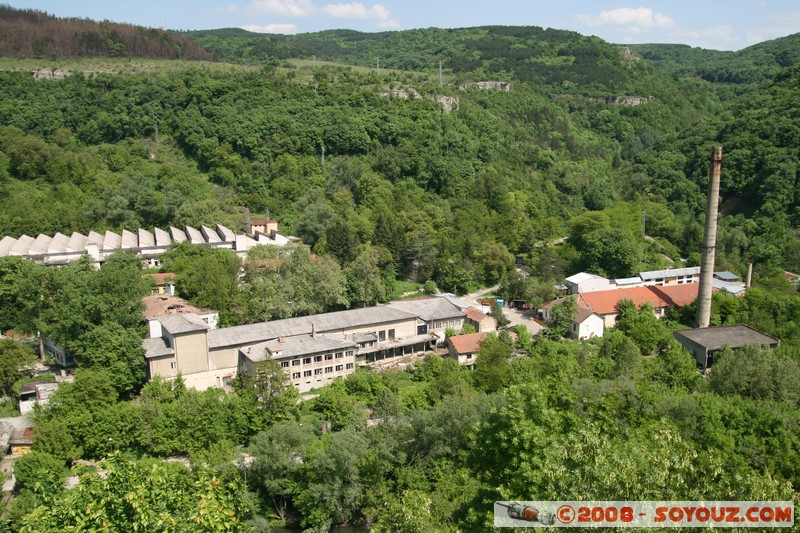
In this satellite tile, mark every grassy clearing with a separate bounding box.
[0,56,257,75]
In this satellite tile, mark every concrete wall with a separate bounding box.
[174,331,209,376]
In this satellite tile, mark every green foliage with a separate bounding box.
[709,345,800,405]
[0,338,37,393]
[474,334,510,393]
[13,451,64,492]
[240,244,348,323]
[546,296,578,338]
[19,455,248,532]
[235,359,300,429]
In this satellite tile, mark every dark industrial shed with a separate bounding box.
[674,325,780,370]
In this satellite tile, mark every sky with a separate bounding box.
[7,1,800,51]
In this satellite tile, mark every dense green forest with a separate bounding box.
[0,7,799,530]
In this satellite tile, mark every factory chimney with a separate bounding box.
[695,147,722,328]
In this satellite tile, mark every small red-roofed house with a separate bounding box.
[578,286,671,328]
[463,307,496,332]
[447,332,487,366]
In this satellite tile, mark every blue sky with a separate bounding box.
[7,1,800,50]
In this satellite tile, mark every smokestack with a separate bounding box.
[695,147,722,328]
[311,323,316,338]
[746,262,753,288]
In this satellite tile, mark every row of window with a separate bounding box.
[280,350,355,368]
[433,319,462,330]
[291,363,353,380]
[377,329,396,342]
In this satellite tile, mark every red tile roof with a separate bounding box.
[578,286,669,316]
[449,332,487,355]
[464,307,489,322]
[145,272,175,285]
[651,283,701,307]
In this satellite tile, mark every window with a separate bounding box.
[335,352,343,359]
[314,355,323,363]
[388,329,395,340]
[292,372,301,379]
[314,368,323,375]
[281,361,289,368]
[291,359,300,366]
[325,354,333,361]
[170,361,177,370]
[466,354,472,359]
[325,366,333,373]
[346,363,354,370]
[303,370,312,377]
[303,357,312,365]
[346,350,354,357]
[335,365,343,371]
[379,330,386,341]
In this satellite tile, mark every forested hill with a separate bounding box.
[183,25,648,88]
[630,32,800,84]
[0,5,214,60]
[0,12,798,290]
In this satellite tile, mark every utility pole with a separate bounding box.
[376,57,380,73]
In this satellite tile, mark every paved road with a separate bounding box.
[503,306,544,335]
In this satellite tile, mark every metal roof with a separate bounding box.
[386,298,464,322]
[241,335,357,362]
[712,279,746,295]
[639,266,700,280]
[614,276,642,286]
[674,325,779,352]
[714,271,740,282]
[208,306,417,349]
[566,272,606,284]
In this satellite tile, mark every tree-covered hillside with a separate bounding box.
[0,5,213,60]
[631,32,800,84]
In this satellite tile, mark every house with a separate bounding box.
[674,325,780,370]
[145,272,176,296]
[570,308,604,340]
[249,219,279,237]
[565,272,611,294]
[18,381,59,414]
[540,284,704,339]
[577,286,671,328]
[144,294,219,332]
[463,307,496,332]
[8,427,34,456]
[447,332,486,366]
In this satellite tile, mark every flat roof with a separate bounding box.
[143,337,175,359]
[241,335,357,362]
[386,298,464,322]
[639,266,700,281]
[158,314,211,335]
[209,306,416,349]
[674,325,779,352]
[565,272,607,284]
